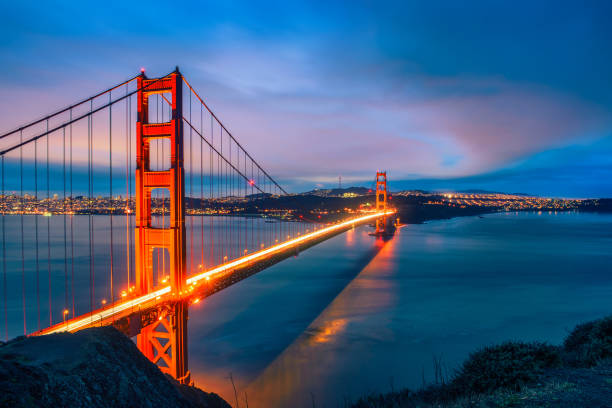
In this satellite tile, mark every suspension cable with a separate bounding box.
[182,118,269,196]
[1,72,175,156]
[0,75,139,141]
[181,76,288,195]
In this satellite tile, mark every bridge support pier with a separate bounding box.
[135,68,189,383]
[137,301,189,383]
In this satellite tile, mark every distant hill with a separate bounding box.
[395,189,431,195]
[301,186,372,197]
[296,186,535,197]
[245,192,274,200]
[457,189,531,196]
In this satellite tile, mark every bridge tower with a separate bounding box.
[375,171,388,235]
[134,68,189,383]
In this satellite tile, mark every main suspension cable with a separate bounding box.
[0,75,139,141]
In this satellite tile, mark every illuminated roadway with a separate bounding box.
[37,210,395,336]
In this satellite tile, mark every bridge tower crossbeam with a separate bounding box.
[134,68,189,383]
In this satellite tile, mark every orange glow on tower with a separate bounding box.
[134,68,189,384]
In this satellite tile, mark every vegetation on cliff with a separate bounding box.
[352,315,612,407]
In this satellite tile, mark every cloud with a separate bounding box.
[186,43,611,184]
[0,1,611,195]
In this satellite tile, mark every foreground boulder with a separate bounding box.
[0,326,230,408]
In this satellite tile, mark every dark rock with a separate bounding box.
[0,327,230,408]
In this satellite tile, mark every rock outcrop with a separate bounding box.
[0,327,230,408]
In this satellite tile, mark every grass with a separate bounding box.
[563,315,612,366]
[452,341,561,393]
[351,315,612,408]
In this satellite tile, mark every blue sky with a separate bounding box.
[1,1,611,197]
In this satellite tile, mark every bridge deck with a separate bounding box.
[36,211,394,337]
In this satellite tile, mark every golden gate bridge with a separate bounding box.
[0,68,393,384]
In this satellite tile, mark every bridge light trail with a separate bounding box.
[44,286,172,334]
[186,210,395,286]
[40,210,393,336]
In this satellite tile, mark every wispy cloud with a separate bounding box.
[0,0,610,195]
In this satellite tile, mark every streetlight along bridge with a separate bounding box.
[0,68,393,384]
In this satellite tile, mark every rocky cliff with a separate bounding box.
[0,326,230,408]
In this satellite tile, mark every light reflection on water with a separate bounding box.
[4,212,611,406]
[188,212,612,407]
[242,232,399,408]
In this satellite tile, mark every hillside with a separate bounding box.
[0,327,230,408]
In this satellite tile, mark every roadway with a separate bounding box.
[36,210,395,336]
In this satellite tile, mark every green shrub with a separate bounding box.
[563,316,612,366]
[452,341,561,394]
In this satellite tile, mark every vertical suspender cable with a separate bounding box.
[210,115,213,267]
[20,130,27,335]
[225,132,229,260]
[46,120,51,326]
[189,91,193,273]
[229,138,232,260]
[35,128,40,331]
[200,103,204,269]
[250,161,253,253]
[233,142,236,259]
[221,129,225,262]
[109,93,114,304]
[218,126,221,262]
[63,127,68,313]
[128,93,133,285]
[156,96,160,273]
[125,86,131,289]
[227,137,230,258]
[267,177,270,246]
[237,143,240,258]
[243,151,246,251]
[88,101,93,313]
[257,167,260,248]
[217,122,221,263]
[2,155,6,341]
[161,94,165,278]
[92,104,96,309]
[70,109,75,317]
